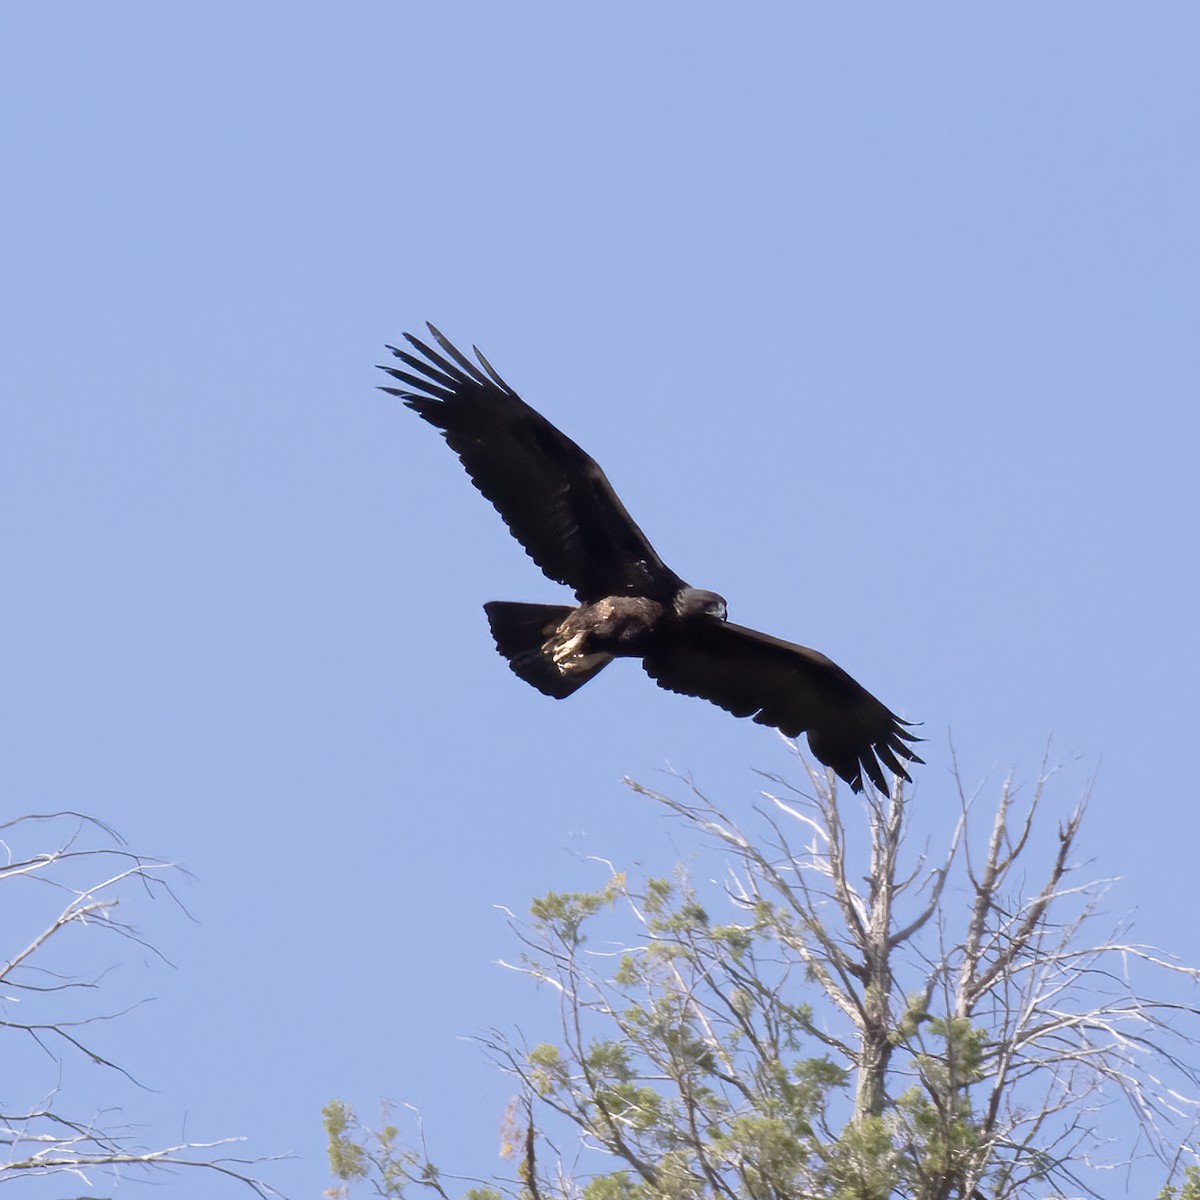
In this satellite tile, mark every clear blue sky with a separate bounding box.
[3,4,1198,1196]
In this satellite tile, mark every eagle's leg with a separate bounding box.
[549,629,610,675]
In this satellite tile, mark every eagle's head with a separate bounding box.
[675,587,728,622]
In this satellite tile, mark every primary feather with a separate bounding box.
[381,326,684,603]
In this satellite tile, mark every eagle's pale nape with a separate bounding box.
[382,324,921,794]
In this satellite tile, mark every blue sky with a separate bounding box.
[3,4,1198,1196]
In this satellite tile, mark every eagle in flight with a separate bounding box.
[382,325,921,793]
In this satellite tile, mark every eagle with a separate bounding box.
[382,325,921,793]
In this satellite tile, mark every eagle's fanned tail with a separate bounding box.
[483,601,611,699]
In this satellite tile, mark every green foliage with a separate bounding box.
[1159,1166,1200,1200]
[324,1100,368,1182]
[529,875,624,946]
[826,1117,898,1200]
[329,870,994,1198]
[327,777,1200,1199]
[579,1172,641,1200]
[323,1101,449,1200]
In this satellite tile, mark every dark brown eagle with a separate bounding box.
[382,325,921,793]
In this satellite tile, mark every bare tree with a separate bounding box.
[327,748,1200,1199]
[1,811,281,1196]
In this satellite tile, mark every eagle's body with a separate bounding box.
[383,325,921,793]
[551,595,670,666]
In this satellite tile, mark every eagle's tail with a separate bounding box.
[483,602,611,699]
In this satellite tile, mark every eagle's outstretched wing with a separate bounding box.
[643,618,922,793]
[381,326,686,603]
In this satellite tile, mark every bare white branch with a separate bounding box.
[0,812,280,1196]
